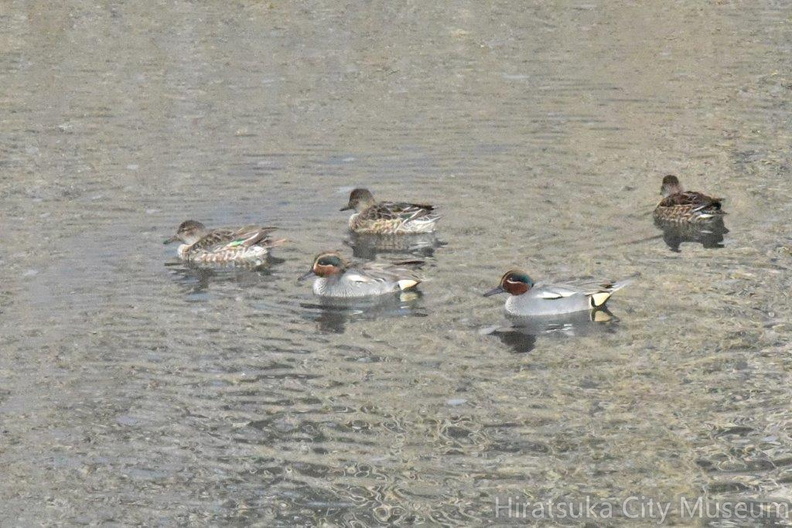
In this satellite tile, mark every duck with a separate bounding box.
[299,251,423,297]
[340,188,440,234]
[653,175,725,223]
[484,270,631,317]
[164,220,285,266]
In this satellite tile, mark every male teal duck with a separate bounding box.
[341,188,440,234]
[165,220,285,266]
[653,175,725,223]
[299,251,423,298]
[484,270,632,317]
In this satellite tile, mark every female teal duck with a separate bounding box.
[341,188,440,234]
[484,270,631,316]
[165,220,285,266]
[299,251,423,297]
[653,175,725,223]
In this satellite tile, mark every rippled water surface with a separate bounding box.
[3,1,792,526]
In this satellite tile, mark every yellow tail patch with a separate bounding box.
[590,292,613,308]
[398,279,419,291]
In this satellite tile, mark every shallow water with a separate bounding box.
[2,1,792,526]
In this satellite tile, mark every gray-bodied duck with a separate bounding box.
[484,270,632,317]
[300,251,423,298]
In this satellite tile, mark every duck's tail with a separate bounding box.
[589,275,637,308]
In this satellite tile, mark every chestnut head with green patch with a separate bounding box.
[484,270,535,297]
[340,188,376,212]
[660,175,683,197]
[299,252,347,281]
[164,220,207,245]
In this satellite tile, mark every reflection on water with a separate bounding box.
[4,0,792,525]
[344,232,444,259]
[300,292,427,333]
[655,217,730,252]
[484,309,619,353]
[165,258,283,298]
[486,327,538,354]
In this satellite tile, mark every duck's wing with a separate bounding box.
[538,277,634,298]
[193,226,279,252]
[355,259,424,289]
[227,226,281,248]
[658,191,723,212]
[533,277,632,309]
[362,201,438,222]
[533,283,584,299]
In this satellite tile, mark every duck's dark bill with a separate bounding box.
[483,286,505,297]
[298,270,316,281]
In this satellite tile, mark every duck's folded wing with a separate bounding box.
[190,228,240,251]
[534,284,581,299]
[219,226,279,250]
[359,263,424,285]
[231,226,279,247]
[366,202,436,221]
[188,226,280,252]
[660,191,721,209]
[344,270,379,283]
[541,278,634,298]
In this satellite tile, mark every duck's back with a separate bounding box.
[351,202,439,234]
[654,191,724,222]
[506,284,592,316]
[505,278,629,316]
[313,264,422,297]
[184,226,279,264]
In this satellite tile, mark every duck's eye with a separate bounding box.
[318,256,340,267]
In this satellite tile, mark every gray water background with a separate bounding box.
[2,1,792,526]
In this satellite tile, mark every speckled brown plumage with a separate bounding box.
[341,188,440,234]
[653,175,725,223]
[165,220,285,266]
